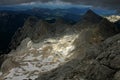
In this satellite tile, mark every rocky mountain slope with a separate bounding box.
[0,10,119,80]
[86,33,120,80]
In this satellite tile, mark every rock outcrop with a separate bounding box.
[86,33,120,80]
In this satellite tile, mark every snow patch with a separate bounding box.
[2,34,78,80]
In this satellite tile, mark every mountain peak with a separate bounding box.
[85,9,96,15]
[82,9,103,23]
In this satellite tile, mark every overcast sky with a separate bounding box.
[0,0,119,11]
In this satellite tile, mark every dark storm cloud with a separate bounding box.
[0,0,119,10]
[62,0,120,10]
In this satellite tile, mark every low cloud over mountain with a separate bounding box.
[0,0,119,11]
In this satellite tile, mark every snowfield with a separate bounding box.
[0,34,78,80]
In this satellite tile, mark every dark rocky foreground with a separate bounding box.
[0,10,120,80]
[86,33,120,80]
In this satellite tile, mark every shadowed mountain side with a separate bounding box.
[0,12,30,53]
[114,20,120,32]
[81,10,103,23]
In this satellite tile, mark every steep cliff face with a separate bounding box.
[0,10,119,80]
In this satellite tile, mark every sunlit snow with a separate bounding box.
[0,34,78,80]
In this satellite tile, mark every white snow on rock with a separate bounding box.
[106,15,120,22]
[0,34,78,80]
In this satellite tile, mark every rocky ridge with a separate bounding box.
[0,10,119,80]
[86,33,120,80]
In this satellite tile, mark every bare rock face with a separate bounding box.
[86,33,120,80]
[114,71,120,80]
